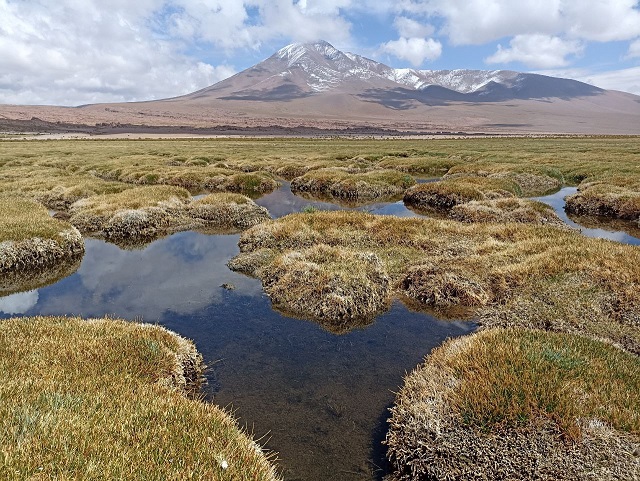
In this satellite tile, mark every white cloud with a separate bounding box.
[579,67,640,95]
[393,16,434,38]
[400,0,640,45]
[0,0,355,106]
[0,0,239,105]
[627,38,640,59]
[380,37,442,66]
[0,290,39,315]
[534,66,640,95]
[486,34,583,68]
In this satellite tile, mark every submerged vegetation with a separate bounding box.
[386,329,640,481]
[0,316,280,480]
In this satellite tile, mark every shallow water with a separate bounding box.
[0,228,472,481]
[535,187,640,245]
[2,182,637,480]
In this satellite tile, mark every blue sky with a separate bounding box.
[1,0,639,105]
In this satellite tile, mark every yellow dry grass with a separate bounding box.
[386,328,640,480]
[232,210,640,347]
[0,316,280,481]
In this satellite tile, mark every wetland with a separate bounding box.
[1,137,639,480]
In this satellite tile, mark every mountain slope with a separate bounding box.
[183,40,604,104]
[1,40,639,134]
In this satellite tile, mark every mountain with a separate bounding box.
[183,40,604,105]
[1,40,640,134]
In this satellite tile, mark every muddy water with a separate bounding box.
[2,182,638,480]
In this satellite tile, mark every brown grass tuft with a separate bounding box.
[449,198,565,225]
[291,168,415,200]
[247,244,390,332]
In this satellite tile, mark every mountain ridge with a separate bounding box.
[186,40,604,103]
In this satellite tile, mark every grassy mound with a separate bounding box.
[565,183,640,221]
[290,168,415,200]
[0,316,280,480]
[403,176,519,210]
[449,198,565,226]
[95,164,279,196]
[69,186,270,242]
[0,197,84,293]
[447,163,563,196]
[386,329,640,481]
[231,210,640,346]
[258,244,390,333]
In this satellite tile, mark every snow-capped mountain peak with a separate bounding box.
[199,40,603,102]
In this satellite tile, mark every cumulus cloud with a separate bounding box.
[486,34,583,68]
[380,37,442,66]
[401,0,640,45]
[0,0,355,105]
[579,67,640,95]
[627,38,640,59]
[393,16,435,38]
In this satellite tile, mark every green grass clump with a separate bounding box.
[386,329,640,481]
[0,316,280,481]
[450,330,639,438]
[291,168,415,200]
[0,197,84,290]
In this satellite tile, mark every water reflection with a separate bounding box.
[0,290,39,315]
[255,181,424,219]
[535,187,640,245]
[1,231,474,480]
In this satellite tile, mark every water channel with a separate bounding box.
[1,182,638,480]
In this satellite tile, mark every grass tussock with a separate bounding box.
[68,186,270,242]
[255,244,390,333]
[565,183,640,221]
[386,329,640,481]
[449,198,565,226]
[403,176,519,210]
[0,197,84,281]
[447,163,563,196]
[0,316,280,481]
[290,168,415,200]
[232,210,640,345]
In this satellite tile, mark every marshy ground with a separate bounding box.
[1,136,639,479]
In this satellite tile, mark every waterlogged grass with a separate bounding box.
[0,316,280,481]
[386,329,640,480]
[1,136,639,217]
